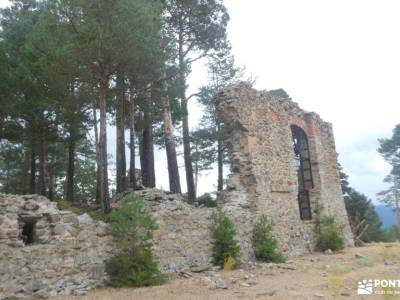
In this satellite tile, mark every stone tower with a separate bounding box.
[217,82,353,257]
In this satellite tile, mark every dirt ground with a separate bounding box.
[55,243,400,300]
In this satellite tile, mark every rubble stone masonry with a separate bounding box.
[217,82,353,258]
[0,194,114,299]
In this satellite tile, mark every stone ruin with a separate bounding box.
[0,82,353,299]
[0,194,114,299]
[0,191,215,299]
[217,82,353,256]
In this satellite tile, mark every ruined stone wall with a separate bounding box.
[217,82,353,257]
[0,191,215,298]
[136,189,214,273]
[0,194,114,299]
[317,123,352,232]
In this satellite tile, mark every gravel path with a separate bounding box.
[55,243,400,300]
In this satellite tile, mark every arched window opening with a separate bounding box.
[291,125,314,220]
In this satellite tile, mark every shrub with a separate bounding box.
[316,217,345,251]
[251,215,285,263]
[88,210,109,222]
[105,193,166,287]
[211,209,241,268]
[196,193,217,207]
[380,226,398,242]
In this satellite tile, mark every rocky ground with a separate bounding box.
[55,243,400,300]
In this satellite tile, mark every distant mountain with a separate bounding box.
[375,205,396,228]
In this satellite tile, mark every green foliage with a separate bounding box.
[270,89,290,99]
[105,194,166,287]
[73,154,97,204]
[344,189,385,241]
[251,215,285,263]
[380,226,398,242]
[57,200,82,214]
[0,0,234,210]
[211,209,241,268]
[339,164,389,242]
[316,217,345,252]
[377,124,400,240]
[88,210,109,223]
[196,193,217,207]
[194,43,243,178]
[165,0,230,60]
[378,124,400,174]
[0,142,27,194]
[191,128,218,174]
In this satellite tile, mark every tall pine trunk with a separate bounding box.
[141,88,155,188]
[0,115,3,143]
[116,72,126,193]
[22,148,30,194]
[178,41,196,201]
[161,79,181,194]
[99,74,110,213]
[38,130,46,196]
[29,138,36,194]
[217,122,224,192]
[129,92,136,189]
[66,124,76,202]
[194,143,199,196]
[395,187,400,240]
[139,130,144,176]
[48,154,55,201]
[396,207,400,240]
[92,99,101,203]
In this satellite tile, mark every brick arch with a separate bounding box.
[291,116,318,137]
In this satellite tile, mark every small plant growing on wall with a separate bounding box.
[251,215,285,263]
[105,194,166,287]
[211,209,241,268]
[316,216,345,251]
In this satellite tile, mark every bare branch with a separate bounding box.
[182,40,196,58]
[187,53,208,64]
[185,93,200,102]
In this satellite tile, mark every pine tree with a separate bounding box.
[53,0,163,211]
[339,164,387,242]
[164,0,229,201]
[196,43,242,191]
[378,125,400,239]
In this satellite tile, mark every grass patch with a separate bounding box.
[325,260,349,275]
[328,275,343,299]
[382,246,400,264]
[89,210,109,222]
[356,256,375,268]
[57,199,82,214]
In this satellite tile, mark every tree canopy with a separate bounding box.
[0,0,234,213]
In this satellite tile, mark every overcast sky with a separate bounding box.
[222,0,400,202]
[1,0,398,202]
